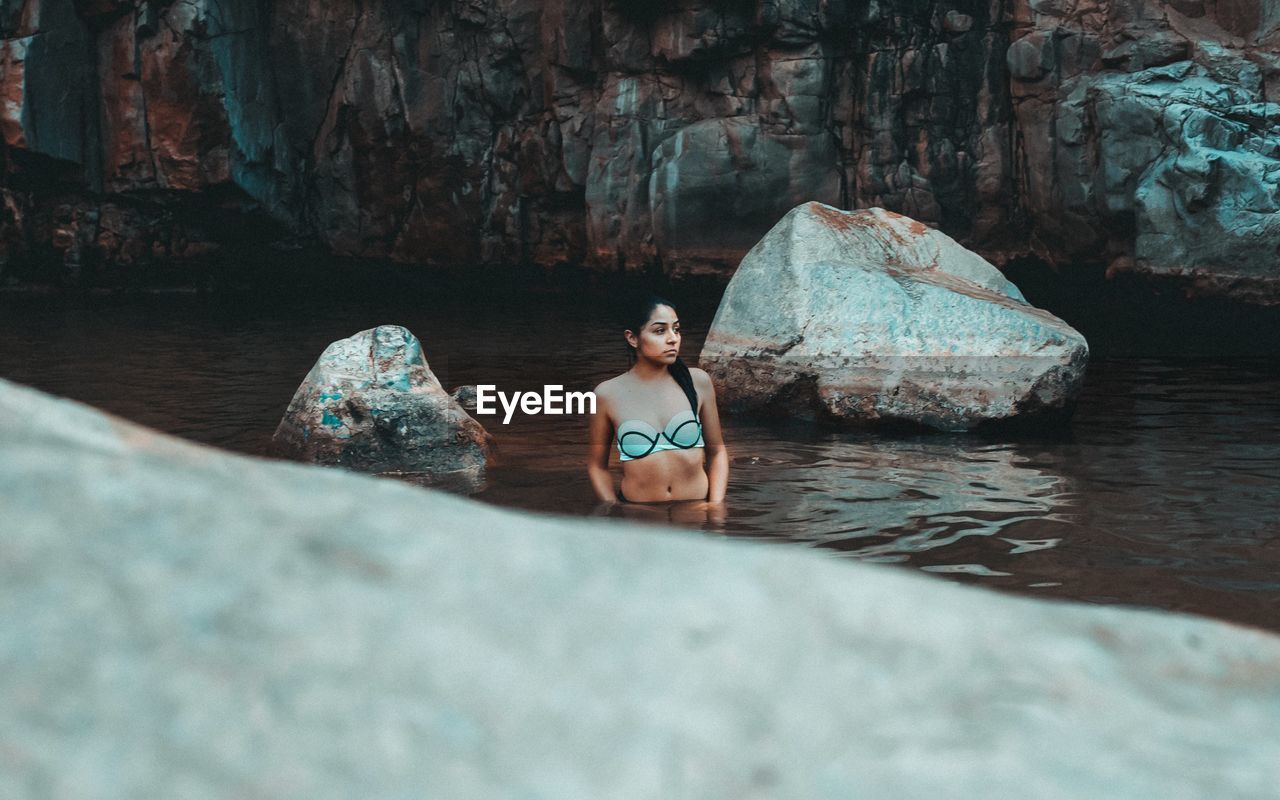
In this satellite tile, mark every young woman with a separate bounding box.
[587,295,728,507]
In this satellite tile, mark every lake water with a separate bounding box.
[2,278,1277,632]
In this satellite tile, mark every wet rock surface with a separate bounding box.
[272,325,492,486]
[4,376,1280,797]
[700,203,1090,430]
[0,0,1277,302]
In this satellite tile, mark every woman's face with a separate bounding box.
[628,304,681,365]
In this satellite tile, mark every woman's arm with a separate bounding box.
[693,369,729,504]
[587,389,619,503]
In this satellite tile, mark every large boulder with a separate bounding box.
[272,325,492,486]
[699,203,1089,431]
[4,377,1280,797]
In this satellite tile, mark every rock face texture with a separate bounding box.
[1008,0,1280,305]
[700,203,1090,430]
[5,375,1280,797]
[0,0,1277,302]
[272,325,492,486]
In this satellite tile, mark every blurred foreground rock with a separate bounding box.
[3,377,1280,798]
[272,325,491,488]
[701,203,1090,431]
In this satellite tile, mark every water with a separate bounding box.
[2,286,1277,631]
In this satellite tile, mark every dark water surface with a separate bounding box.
[2,288,1278,631]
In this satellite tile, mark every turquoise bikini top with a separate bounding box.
[616,409,704,461]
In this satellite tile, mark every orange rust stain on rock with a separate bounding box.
[873,209,929,237]
[810,203,869,232]
[807,204,933,254]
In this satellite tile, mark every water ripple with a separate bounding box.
[2,295,1278,630]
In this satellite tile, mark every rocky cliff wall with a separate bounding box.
[1,0,1277,302]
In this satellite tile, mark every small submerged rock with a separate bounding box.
[700,202,1090,431]
[272,325,492,487]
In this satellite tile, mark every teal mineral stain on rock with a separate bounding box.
[402,336,424,362]
[321,410,344,429]
[383,372,412,392]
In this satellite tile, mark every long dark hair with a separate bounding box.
[626,294,700,418]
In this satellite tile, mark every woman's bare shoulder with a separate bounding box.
[593,374,629,403]
[688,367,715,391]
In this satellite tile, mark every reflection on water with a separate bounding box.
[713,435,1078,562]
[1,291,1277,631]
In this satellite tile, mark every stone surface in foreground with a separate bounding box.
[271,325,491,486]
[701,203,1090,431]
[3,378,1279,799]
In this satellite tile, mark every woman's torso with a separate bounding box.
[608,375,708,503]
